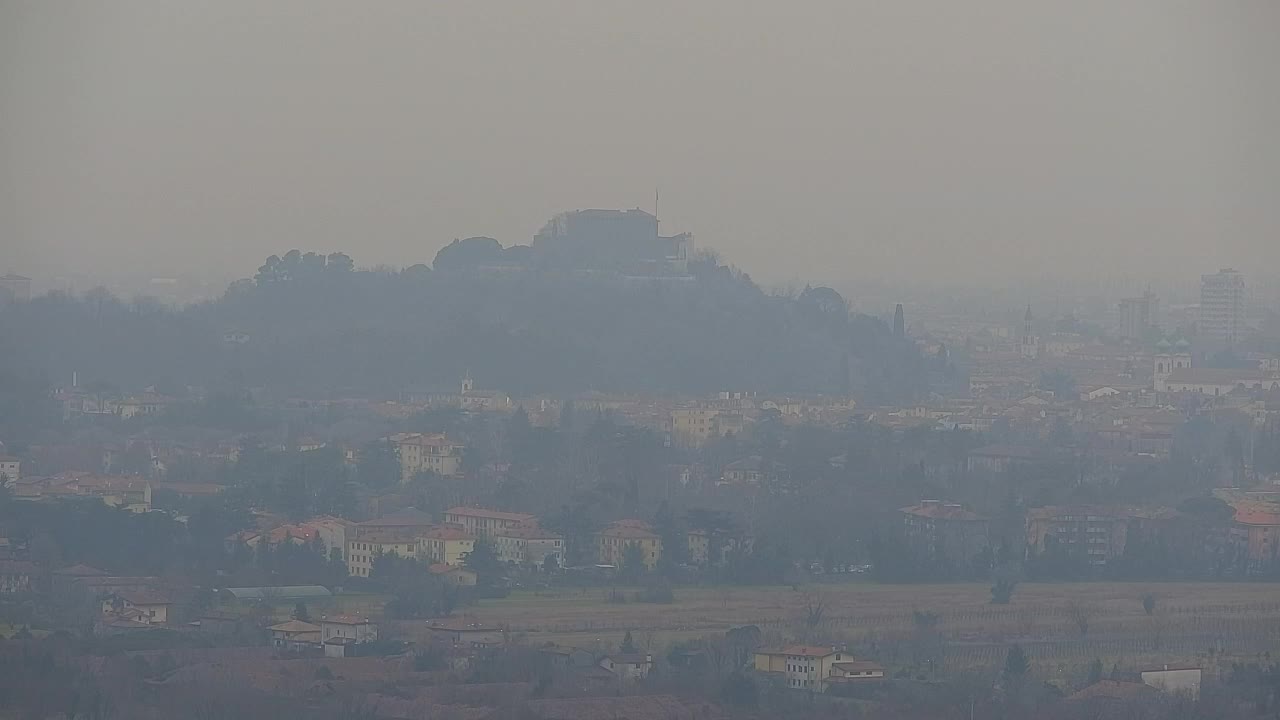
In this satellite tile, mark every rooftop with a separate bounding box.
[422,525,474,541]
[1067,680,1162,703]
[901,501,985,521]
[223,585,333,601]
[267,620,322,633]
[603,653,653,664]
[445,506,537,523]
[319,614,373,626]
[358,507,436,527]
[116,590,172,606]
[1164,368,1275,384]
[599,523,660,540]
[758,645,841,658]
[495,524,562,540]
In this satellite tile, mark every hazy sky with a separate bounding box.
[3,1,1277,290]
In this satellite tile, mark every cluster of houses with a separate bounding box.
[6,472,152,512]
[901,487,1280,571]
[753,645,885,693]
[219,504,742,582]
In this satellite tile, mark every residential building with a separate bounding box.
[0,560,38,594]
[719,456,786,486]
[427,563,477,586]
[426,619,506,649]
[389,433,465,482]
[418,525,475,566]
[443,506,536,538]
[1200,269,1246,350]
[826,660,886,686]
[303,515,357,559]
[26,474,153,512]
[538,645,596,670]
[268,619,322,649]
[346,532,419,578]
[319,615,378,657]
[686,529,752,568]
[1156,367,1280,395]
[102,590,171,624]
[0,456,19,484]
[1140,665,1201,699]
[900,501,990,565]
[356,507,436,536]
[1025,506,1131,565]
[1064,679,1163,707]
[754,646,850,692]
[51,564,108,597]
[670,408,723,449]
[1228,503,1280,567]
[1118,292,1158,340]
[493,524,563,567]
[599,653,653,682]
[687,530,711,567]
[596,520,662,571]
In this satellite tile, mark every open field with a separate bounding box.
[437,581,1280,677]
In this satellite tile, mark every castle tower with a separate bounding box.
[893,304,905,337]
[461,371,474,395]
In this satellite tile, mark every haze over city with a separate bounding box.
[4,1,1279,295]
[6,4,1280,720]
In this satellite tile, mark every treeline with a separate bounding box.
[0,249,925,400]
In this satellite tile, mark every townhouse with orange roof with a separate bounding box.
[754,645,860,692]
[596,520,662,571]
[492,524,564,567]
[443,506,536,538]
[418,525,475,566]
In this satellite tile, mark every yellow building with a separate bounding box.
[390,433,465,482]
[346,532,419,578]
[754,646,849,692]
[670,409,721,449]
[443,506,536,538]
[418,525,475,566]
[596,520,662,571]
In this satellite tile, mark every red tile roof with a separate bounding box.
[1233,505,1280,526]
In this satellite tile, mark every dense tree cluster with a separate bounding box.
[0,250,925,401]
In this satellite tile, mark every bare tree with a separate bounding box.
[802,589,827,631]
[1066,600,1095,638]
[1149,610,1171,651]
